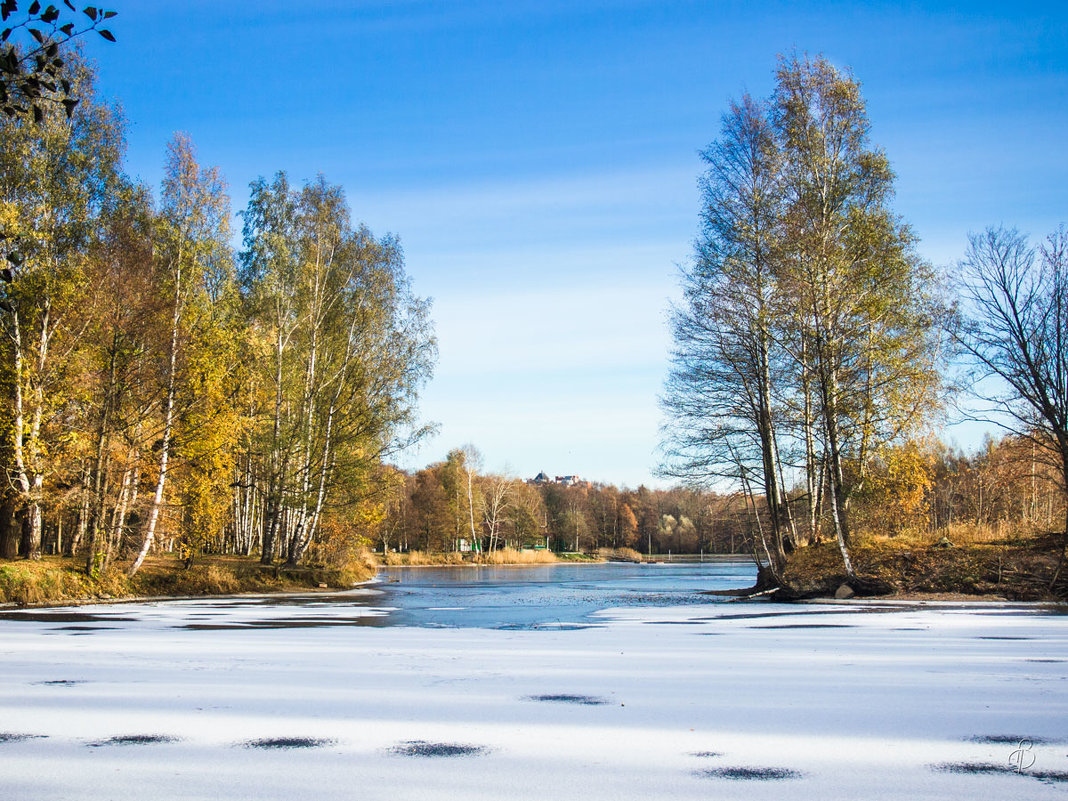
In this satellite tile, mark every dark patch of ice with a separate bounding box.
[641,620,705,625]
[524,694,610,705]
[697,766,803,780]
[0,732,45,743]
[966,734,1056,745]
[689,751,722,758]
[752,623,855,629]
[1026,658,1065,663]
[36,679,87,686]
[183,616,387,631]
[88,734,180,747]
[931,761,1015,775]
[0,611,135,623]
[701,608,892,622]
[388,740,489,758]
[977,635,1031,640]
[495,623,601,631]
[243,737,335,749]
[1033,770,1068,784]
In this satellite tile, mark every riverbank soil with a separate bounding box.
[0,553,376,607]
[781,532,1068,601]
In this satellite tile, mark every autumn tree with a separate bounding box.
[619,502,638,548]
[663,54,945,585]
[851,438,934,536]
[128,134,233,576]
[75,185,158,572]
[239,173,434,566]
[0,54,123,559]
[508,479,546,547]
[774,54,945,577]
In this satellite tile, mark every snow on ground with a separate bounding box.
[0,594,1065,800]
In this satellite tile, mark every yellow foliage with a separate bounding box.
[855,438,934,536]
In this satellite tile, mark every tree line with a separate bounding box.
[378,433,1065,560]
[661,54,1068,587]
[0,54,434,574]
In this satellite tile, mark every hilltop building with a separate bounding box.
[528,472,588,488]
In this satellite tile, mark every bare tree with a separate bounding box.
[459,444,483,551]
[955,226,1068,583]
[481,474,512,552]
[660,93,791,579]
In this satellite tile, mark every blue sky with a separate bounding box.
[91,0,1068,487]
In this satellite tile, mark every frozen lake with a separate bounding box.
[0,562,1066,800]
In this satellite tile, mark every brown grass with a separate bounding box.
[861,520,1046,548]
[0,558,90,605]
[383,550,463,566]
[784,529,1067,601]
[0,552,377,607]
[479,547,558,565]
[939,520,1044,545]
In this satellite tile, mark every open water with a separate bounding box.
[375,558,757,629]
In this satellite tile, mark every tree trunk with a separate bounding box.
[11,308,43,560]
[130,270,181,577]
[0,494,19,559]
[801,336,818,544]
[85,349,117,575]
[261,325,286,566]
[826,460,855,577]
[68,466,91,557]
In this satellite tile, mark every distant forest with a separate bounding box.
[383,435,1065,559]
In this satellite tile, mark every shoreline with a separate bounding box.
[0,554,377,608]
[709,587,1068,607]
[4,564,1062,613]
[0,582,384,612]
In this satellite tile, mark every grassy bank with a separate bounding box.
[0,553,377,607]
[380,548,604,566]
[781,528,1068,601]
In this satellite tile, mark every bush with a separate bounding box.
[597,547,643,562]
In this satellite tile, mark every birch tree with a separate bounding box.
[240,174,434,566]
[239,172,299,564]
[774,54,943,576]
[129,134,231,576]
[663,54,945,585]
[661,93,792,578]
[78,186,157,573]
[0,56,123,559]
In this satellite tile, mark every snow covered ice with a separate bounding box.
[0,571,1065,800]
